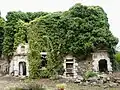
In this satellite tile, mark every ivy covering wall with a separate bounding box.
[0,16,5,57]
[0,3,118,78]
[2,11,48,61]
[27,4,118,78]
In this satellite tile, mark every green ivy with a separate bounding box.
[2,11,48,61]
[14,20,28,49]
[27,4,118,78]
[0,3,118,78]
[0,16,5,56]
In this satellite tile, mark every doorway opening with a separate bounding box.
[19,62,26,75]
[99,59,108,72]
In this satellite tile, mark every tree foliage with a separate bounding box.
[14,20,28,49]
[0,16,5,57]
[115,52,120,63]
[60,4,118,55]
[28,4,118,78]
[0,3,118,78]
[2,11,48,59]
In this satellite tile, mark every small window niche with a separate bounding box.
[0,65,1,69]
[65,58,74,78]
[21,45,25,53]
[40,52,47,68]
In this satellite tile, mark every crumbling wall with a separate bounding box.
[76,55,93,76]
[63,55,93,78]
[0,59,9,75]
[9,43,29,76]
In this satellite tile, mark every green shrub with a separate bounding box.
[115,52,120,63]
[84,71,97,79]
[28,3,118,78]
[39,69,50,78]
[56,83,66,89]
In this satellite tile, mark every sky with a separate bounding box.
[0,0,120,46]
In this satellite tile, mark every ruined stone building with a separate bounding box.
[9,43,29,76]
[8,43,113,78]
[63,50,112,79]
[0,59,8,75]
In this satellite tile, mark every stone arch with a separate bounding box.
[98,59,108,72]
[92,51,112,73]
[19,61,26,75]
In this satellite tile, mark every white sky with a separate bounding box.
[0,0,120,46]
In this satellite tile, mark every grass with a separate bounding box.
[84,71,97,79]
[9,79,120,90]
[10,83,46,90]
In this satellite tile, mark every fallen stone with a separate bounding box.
[114,77,120,80]
[0,73,2,77]
[77,76,84,81]
[74,79,81,83]
[103,78,107,83]
[98,74,108,79]
[109,82,118,87]
[74,76,84,83]
[107,77,110,81]
[116,80,120,84]
[102,85,108,89]
[87,76,98,83]
[92,82,97,86]
[83,81,89,86]
[79,82,83,85]
[98,79,104,84]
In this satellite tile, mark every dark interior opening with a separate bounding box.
[99,59,108,72]
[19,62,26,75]
[66,59,73,62]
[41,54,47,67]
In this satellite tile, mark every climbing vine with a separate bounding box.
[14,20,28,49]
[27,4,118,78]
[2,11,48,61]
[0,3,118,78]
[0,16,5,57]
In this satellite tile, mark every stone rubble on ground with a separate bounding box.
[73,73,120,88]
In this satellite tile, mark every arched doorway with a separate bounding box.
[19,62,26,75]
[99,59,108,72]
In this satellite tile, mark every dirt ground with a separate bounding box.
[0,75,120,90]
[0,75,25,90]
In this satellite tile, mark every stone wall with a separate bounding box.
[63,50,112,79]
[0,59,8,75]
[63,55,93,79]
[76,55,93,76]
[9,43,29,76]
[92,50,112,72]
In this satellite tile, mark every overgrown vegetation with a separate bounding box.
[84,71,97,79]
[113,51,120,71]
[56,83,66,90]
[28,3,118,78]
[0,3,118,78]
[2,11,48,61]
[10,83,46,90]
[115,52,120,63]
[0,16,5,57]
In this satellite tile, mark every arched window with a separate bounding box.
[21,45,25,53]
[99,59,108,73]
[19,62,26,75]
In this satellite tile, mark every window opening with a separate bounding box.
[99,59,108,73]
[40,52,47,68]
[65,58,74,77]
[19,62,26,75]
